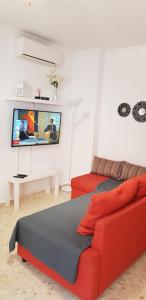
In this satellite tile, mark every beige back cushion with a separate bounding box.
[120,161,146,180]
[91,156,123,179]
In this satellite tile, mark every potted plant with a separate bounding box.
[47,69,63,102]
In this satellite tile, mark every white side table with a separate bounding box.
[6,169,59,210]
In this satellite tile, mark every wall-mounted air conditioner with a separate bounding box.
[15,37,62,66]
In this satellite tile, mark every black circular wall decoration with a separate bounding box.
[118,103,131,117]
[132,101,146,122]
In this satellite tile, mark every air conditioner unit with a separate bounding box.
[15,37,62,66]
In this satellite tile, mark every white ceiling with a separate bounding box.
[0,0,146,50]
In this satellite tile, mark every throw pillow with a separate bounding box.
[91,156,123,179]
[120,161,146,180]
[77,177,138,235]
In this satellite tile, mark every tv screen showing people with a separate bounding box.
[11,109,62,147]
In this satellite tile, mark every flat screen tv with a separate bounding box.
[11,109,62,147]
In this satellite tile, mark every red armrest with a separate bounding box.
[91,197,146,294]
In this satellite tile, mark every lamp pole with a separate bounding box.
[61,98,82,192]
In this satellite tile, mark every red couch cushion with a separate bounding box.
[77,177,138,235]
[71,189,87,199]
[135,173,146,198]
[71,173,109,193]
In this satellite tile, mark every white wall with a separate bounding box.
[0,26,74,202]
[71,49,102,177]
[97,46,146,166]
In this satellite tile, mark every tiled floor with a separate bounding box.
[0,190,146,300]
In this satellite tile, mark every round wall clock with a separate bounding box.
[132,101,146,122]
[118,103,131,117]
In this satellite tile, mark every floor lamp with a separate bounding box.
[61,98,89,192]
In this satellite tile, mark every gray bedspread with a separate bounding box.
[9,178,122,283]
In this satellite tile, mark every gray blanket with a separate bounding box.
[9,178,122,283]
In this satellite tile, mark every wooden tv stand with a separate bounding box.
[7,169,59,210]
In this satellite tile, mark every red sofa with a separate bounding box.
[17,183,146,300]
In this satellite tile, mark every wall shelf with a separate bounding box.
[6,96,65,106]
